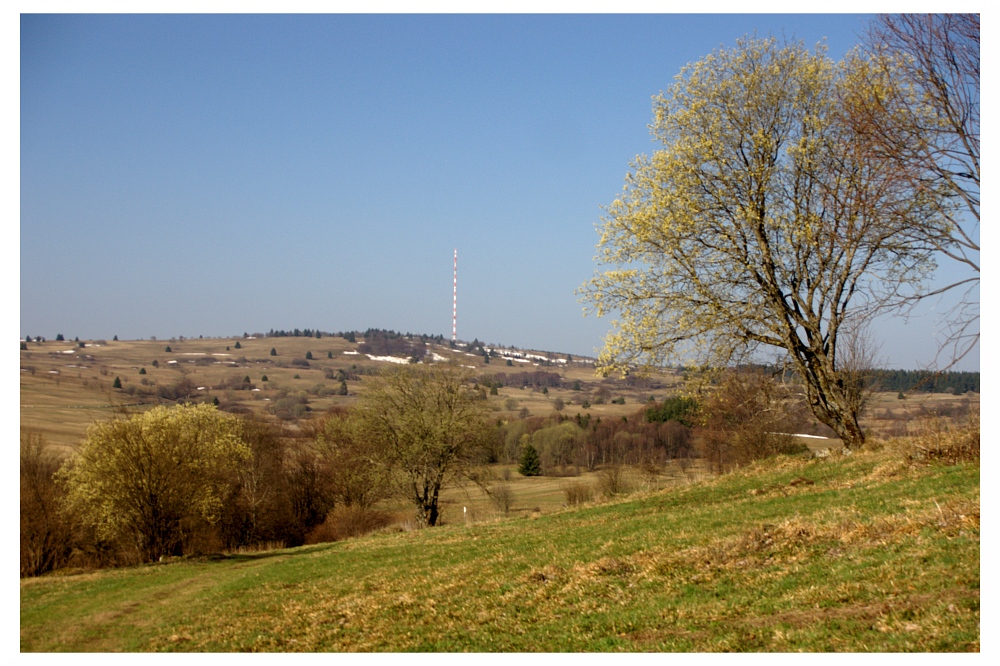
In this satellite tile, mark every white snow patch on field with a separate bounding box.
[366,354,410,364]
[197,387,206,391]
[168,360,178,365]
[212,353,232,356]
[343,351,359,355]
[429,352,449,362]
[180,352,206,356]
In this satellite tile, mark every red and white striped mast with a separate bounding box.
[452,249,458,342]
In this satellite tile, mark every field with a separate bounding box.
[20,334,977,454]
[20,335,682,454]
[20,441,979,652]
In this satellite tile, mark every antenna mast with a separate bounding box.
[452,249,458,341]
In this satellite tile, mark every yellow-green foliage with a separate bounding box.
[581,37,947,450]
[59,404,249,562]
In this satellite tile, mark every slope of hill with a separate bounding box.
[20,442,979,652]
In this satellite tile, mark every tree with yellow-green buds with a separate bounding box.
[58,404,249,562]
[582,37,948,449]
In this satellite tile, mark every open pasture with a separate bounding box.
[19,335,677,452]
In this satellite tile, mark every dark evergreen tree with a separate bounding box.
[152,360,159,368]
[113,335,118,341]
[112,377,122,389]
[139,368,146,375]
[518,444,542,477]
[234,341,242,349]
[270,348,277,356]
[261,375,268,382]
[338,380,348,395]
[55,334,64,341]
[306,351,313,360]
[165,346,172,352]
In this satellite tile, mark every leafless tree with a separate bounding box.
[850,14,979,366]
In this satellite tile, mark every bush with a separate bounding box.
[562,480,594,506]
[489,483,514,515]
[597,465,630,497]
[270,348,277,356]
[21,430,71,577]
[112,376,122,389]
[304,506,393,544]
[697,370,809,472]
[58,404,249,562]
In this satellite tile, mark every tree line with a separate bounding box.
[23,363,819,577]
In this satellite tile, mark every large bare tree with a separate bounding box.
[582,38,948,449]
[848,14,979,366]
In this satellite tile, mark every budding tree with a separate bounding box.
[356,363,490,526]
[582,38,947,449]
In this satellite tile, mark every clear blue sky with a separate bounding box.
[19,13,978,371]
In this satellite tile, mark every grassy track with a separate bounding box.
[20,445,979,652]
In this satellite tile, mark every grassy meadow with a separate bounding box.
[21,441,979,652]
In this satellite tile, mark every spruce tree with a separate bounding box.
[518,444,542,477]
[112,377,122,389]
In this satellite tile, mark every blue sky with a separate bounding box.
[19,12,979,371]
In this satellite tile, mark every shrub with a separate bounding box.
[562,480,594,506]
[139,367,146,375]
[304,506,393,544]
[58,404,249,562]
[270,348,277,356]
[112,376,122,389]
[165,346,172,352]
[306,351,313,360]
[21,430,71,577]
[489,483,514,515]
[597,465,630,497]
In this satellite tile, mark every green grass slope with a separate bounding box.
[21,446,979,652]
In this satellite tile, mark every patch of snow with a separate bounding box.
[462,365,476,369]
[59,349,76,354]
[465,353,478,357]
[251,388,261,392]
[197,387,206,390]
[366,354,410,365]
[167,360,178,364]
[343,351,359,355]
[48,370,59,374]
[179,352,206,356]
[246,336,257,339]
[514,358,531,363]
[212,353,232,356]
[429,352,449,362]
